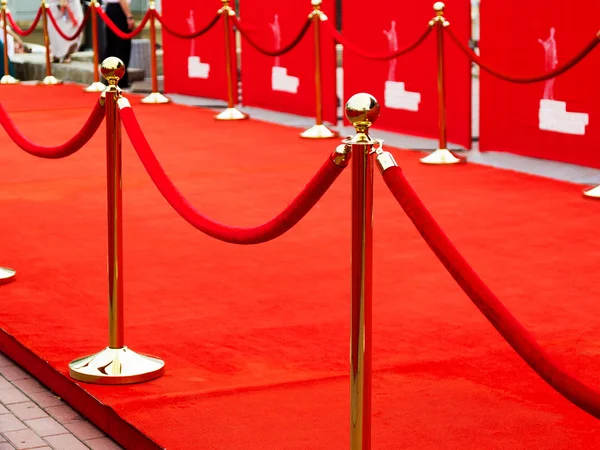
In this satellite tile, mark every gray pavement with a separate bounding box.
[0,353,122,450]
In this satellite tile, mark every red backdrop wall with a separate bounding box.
[342,1,472,149]
[162,0,231,101]
[238,1,338,124]
[479,1,600,168]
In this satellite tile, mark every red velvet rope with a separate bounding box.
[120,106,345,245]
[232,15,312,57]
[46,6,90,42]
[153,10,221,39]
[323,20,433,60]
[96,6,150,40]
[6,8,43,37]
[0,101,105,159]
[445,26,600,83]
[382,165,600,419]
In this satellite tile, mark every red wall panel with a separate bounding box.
[480,0,600,168]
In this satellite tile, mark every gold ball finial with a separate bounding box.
[433,2,445,15]
[345,93,380,130]
[1,0,7,8]
[100,57,125,86]
[311,0,322,7]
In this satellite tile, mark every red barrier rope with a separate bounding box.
[120,106,345,245]
[6,8,43,37]
[323,20,433,60]
[232,15,312,57]
[445,26,600,83]
[381,164,600,419]
[153,10,221,40]
[0,100,105,159]
[46,6,90,42]
[96,6,150,40]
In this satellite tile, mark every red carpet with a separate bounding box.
[1,84,600,449]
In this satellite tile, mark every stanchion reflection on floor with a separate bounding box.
[0,0,18,84]
[420,2,461,165]
[69,58,165,384]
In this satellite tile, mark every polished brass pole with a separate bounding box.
[40,0,62,85]
[215,0,247,120]
[141,0,169,104]
[300,0,337,139]
[344,93,380,450]
[70,58,165,385]
[420,2,460,165]
[85,0,106,92]
[0,0,18,84]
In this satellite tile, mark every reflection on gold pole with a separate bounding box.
[141,1,169,104]
[0,267,16,285]
[0,0,18,84]
[85,0,105,92]
[40,0,62,85]
[69,58,165,385]
[420,2,460,165]
[215,0,248,120]
[345,93,380,450]
[300,0,338,139]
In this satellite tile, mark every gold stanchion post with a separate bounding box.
[420,2,461,165]
[85,0,106,92]
[215,0,248,120]
[300,0,338,139]
[1,0,18,84]
[69,58,165,385]
[40,0,62,85]
[344,93,379,450]
[141,0,169,104]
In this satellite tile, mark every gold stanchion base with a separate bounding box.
[40,76,63,86]
[299,124,338,139]
[84,81,106,93]
[69,346,165,385]
[0,75,19,84]
[141,92,170,104]
[420,149,462,165]
[583,185,600,199]
[0,267,16,285]
[215,107,249,121]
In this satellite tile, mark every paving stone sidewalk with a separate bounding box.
[0,352,122,450]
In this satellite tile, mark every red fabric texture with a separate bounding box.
[0,100,104,159]
[233,15,312,58]
[6,9,43,37]
[120,106,344,244]
[4,86,600,449]
[342,1,472,149]
[446,26,599,83]
[382,165,600,420]
[154,10,220,40]
[480,0,600,168]
[325,20,433,61]
[162,1,229,101]
[47,6,90,42]
[239,2,338,124]
[96,6,150,40]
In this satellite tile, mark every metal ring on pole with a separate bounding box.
[343,92,380,450]
[300,0,338,139]
[69,57,165,385]
[420,2,461,165]
[215,0,248,120]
